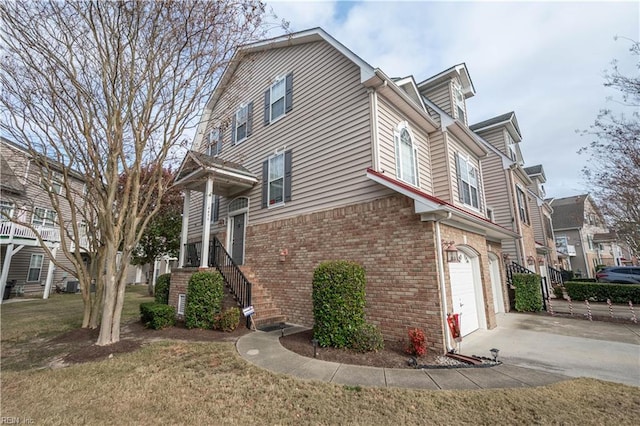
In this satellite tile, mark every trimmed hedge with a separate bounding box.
[140,302,176,329]
[312,260,366,348]
[154,273,171,304]
[214,307,241,332]
[185,271,224,329]
[513,273,543,312]
[570,278,597,283]
[565,281,640,304]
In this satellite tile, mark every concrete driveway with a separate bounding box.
[460,313,640,387]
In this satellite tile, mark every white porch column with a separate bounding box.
[200,176,214,268]
[178,190,191,267]
[43,245,58,299]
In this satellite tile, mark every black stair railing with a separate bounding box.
[183,242,202,267]
[547,265,564,286]
[505,260,547,311]
[210,236,252,326]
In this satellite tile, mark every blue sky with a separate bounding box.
[266,0,639,199]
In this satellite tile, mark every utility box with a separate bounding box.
[65,281,79,293]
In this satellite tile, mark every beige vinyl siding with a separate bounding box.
[476,128,505,156]
[480,154,511,228]
[429,132,451,202]
[530,199,545,243]
[375,97,433,194]
[446,133,484,214]
[187,40,390,234]
[420,81,452,116]
[1,246,51,294]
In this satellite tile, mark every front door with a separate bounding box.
[231,213,245,265]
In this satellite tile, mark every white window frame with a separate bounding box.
[394,123,419,187]
[458,154,480,209]
[27,253,44,282]
[32,207,57,227]
[516,186,529,224]
[207,128,221,156]
[234,105,249,143]
[0,200,15,219]
[267,152,285,207]
[269,76,286,122]
[453,82,465,124]
[40,172,63,195]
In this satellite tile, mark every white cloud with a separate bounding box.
[266,0,639,198]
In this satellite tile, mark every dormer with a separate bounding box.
[470,111,523,163]
[524,164,547,199]
[417,63,475,126]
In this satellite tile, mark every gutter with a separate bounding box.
[434,212,453,352]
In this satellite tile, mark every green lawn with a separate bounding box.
[1,286,639,424]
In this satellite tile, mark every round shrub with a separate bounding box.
[349,323,384,353]
[312,260,366,348]
[185,271,224,329]
[214,307,241,332]
[154,273,171,304]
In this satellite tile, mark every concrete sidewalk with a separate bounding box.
[236,325,569,390]
[237,313,640,389]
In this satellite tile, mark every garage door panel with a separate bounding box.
[449,258,480,337]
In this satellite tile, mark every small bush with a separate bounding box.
[312,260,366,348]
[214,307,241,332]
[513,273,543,312]
[140,302,176,330]
[185,271,224,329]
[552,285,565,299]
[565,281,640,304]
[405,327,427,357]
[154,273,171,304]
[349,323,384,353]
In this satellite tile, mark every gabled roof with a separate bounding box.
[0,154,26,195]
[469,111,522,141]
[417,63,476,98]
[550,194,589,230]
[524,164,546,183]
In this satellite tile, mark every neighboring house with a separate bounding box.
[523,165,562,288]
[470,113,539,274]
[170,28,520,353]
[550,194,611,278]
[0,137,86,299]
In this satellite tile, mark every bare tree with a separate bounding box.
[0,0,272,345]
[580,38,640,257]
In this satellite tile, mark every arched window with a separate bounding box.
[228,196,249,214]
[394,123,419,186]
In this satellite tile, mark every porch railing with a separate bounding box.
[183,237,252,327]
[505,260,548,311]
[0,221,60,243]
[547,266,564,286]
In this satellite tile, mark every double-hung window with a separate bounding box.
[27,254,44,282]
[264,73,293,125]
[207,128,222,156]
[394,124,419,186]
[32,207,57,227]
[262,150,292,208]
[516,186,529,224]
[453,82,465,124]
[0,200,15,219]
[455,153,480,209]
[235,105,249,142]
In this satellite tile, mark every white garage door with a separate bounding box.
[449,254,480,337]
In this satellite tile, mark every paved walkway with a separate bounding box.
[236,313,640,389]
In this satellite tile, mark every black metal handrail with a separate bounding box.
[183,238,253,327]
[547,266,564,286]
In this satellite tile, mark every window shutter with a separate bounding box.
[285,73,293,113]
[216,127,223,155]
[212,195,220,223]
[454,153,464,203]
[261,159,269,208]
[263,88,270,125]
[246,101,253,137]
[284,150,292,202]
[231,115,236,145]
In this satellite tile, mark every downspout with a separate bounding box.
[434,211,452,352]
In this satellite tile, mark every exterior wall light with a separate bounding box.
[442,240,459,263]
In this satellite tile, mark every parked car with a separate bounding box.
[595,267,640,284]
